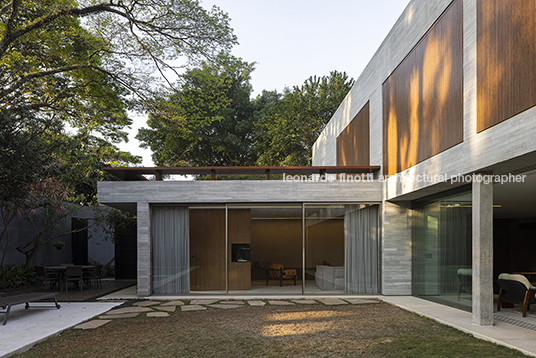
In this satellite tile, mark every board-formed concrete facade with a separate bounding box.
[312,0,536,325]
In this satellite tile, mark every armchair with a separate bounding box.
[497,273,536,317]
[265,263,297,287]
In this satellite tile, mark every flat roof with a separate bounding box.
[104,166,381,181]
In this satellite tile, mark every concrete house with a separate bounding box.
[98,0,536,326]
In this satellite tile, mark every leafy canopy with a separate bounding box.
[137,55,256,167]
[254,71,354,166]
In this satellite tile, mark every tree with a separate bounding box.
[254,71,354,166]
[8,133,141,266]
[0,0,236,265]
[137,56,257,166]
[0,0,237,121]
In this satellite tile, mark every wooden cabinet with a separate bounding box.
[189,208,252,291]
[228,209,251,290]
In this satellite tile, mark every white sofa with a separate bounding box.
[315,265,344,290]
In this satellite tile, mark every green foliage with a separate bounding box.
[137,55,257,166]
[254,71,355,166]
[0,264,36,289]
[0,108,62,204]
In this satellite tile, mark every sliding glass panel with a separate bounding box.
[228,204,302,295]
[189,207,226,294]
[304,204,380,294]
[413,191,472,309]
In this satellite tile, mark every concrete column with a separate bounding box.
[137,201,151,296]
[382,201,412,295]
[472,173,493,326]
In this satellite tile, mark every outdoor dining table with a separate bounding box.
[44,265,96,291]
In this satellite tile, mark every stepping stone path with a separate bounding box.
[106,306,153,314]
[209,304,242,309]
[292,300,317,305]
[75,320,111,330]
[317,298,348,306]
[181,305,207,312]
[247,300,266,306]
[100,313,140,319]
[133,301,162,307]
[80,297,381,330]
[345,299,378,305]
[190,299,218,305]
[147,312,169,317]
[219,301,245,305]
[160,300,184,306]
[154,305,176,312]
[268,300,295,306]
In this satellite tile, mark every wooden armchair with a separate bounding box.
[265,263,297,287]
[497,273,536,317]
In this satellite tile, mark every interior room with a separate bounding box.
[183,203,380,295]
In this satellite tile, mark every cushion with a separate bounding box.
[283,269,296,279]
[498,273,536,290]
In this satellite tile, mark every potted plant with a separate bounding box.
[52,241,65,250]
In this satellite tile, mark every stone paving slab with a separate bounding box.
[345,299,379,305]
[160,300,184,306]
[100,313,140,319]
[292,299,318,305]
[147,312,169,317]
[189,299,218,305]
[209,304,242,309]
[74,320,111,330]
[133,301,162,307]
[181,305,207,312]
[268,300,295,306]
[247,300,266,306]
[105,306,153,314]
[154,306,176,312]
[219,301,245,305]
[317,298,348,305]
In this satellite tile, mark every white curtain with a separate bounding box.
[345,205,379,294]
[152,206,190,294]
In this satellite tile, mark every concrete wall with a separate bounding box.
[382,202,413,295]
[312,0,536,200]
[98,180,382,207]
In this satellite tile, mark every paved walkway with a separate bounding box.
[0,301,122,358]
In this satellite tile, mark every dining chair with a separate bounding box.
[83,265,103,289]
[34,266,60,291]
[65,266,84,292]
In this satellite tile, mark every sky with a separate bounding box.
[120,0,411,166]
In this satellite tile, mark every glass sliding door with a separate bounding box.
[228,204,302,295]
[304,204,380,294]
[413,191,472,309]
[152,203,381,295]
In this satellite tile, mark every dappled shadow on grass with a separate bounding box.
[13,303,530,358]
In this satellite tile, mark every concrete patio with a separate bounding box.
[0,301,122,358]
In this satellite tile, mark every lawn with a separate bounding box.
[14,300,530,358]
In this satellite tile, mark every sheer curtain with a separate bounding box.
[345,205,379,294]
[152,206,190,294]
